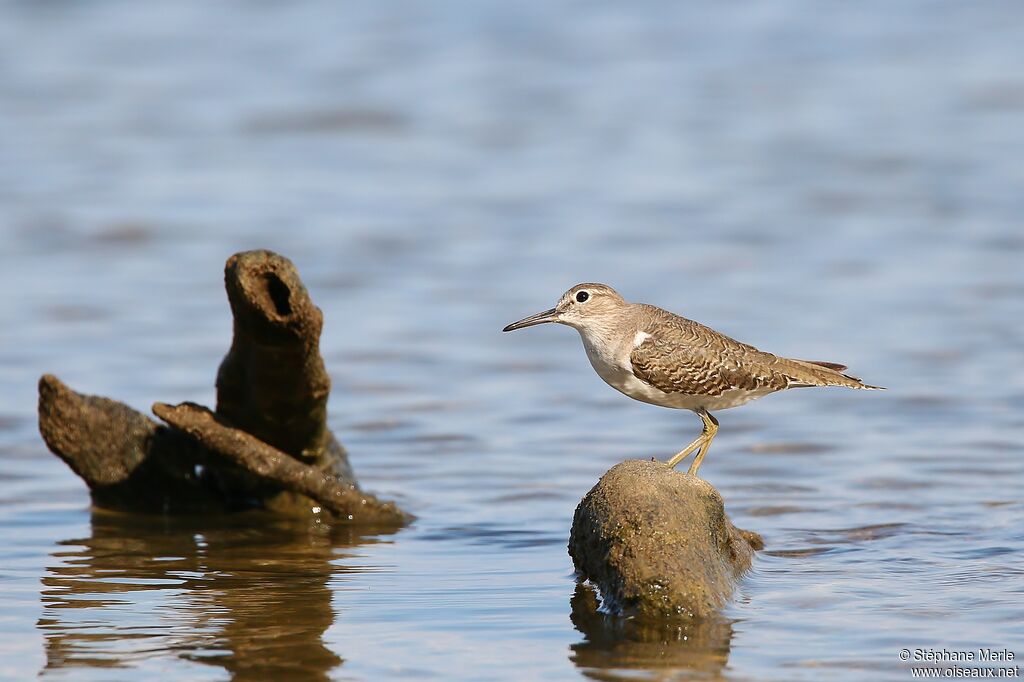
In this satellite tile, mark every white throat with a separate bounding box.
[575,322,630,378]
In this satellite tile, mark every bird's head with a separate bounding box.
[502,283,627,333]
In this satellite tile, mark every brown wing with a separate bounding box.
[629,334,790,397]
[627,305,878,394]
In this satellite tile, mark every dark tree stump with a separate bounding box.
[37,250,408,524]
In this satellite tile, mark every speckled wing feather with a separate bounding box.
[628,305,872,396]
[630,333,790,397]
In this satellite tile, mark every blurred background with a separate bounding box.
[1,1,1022,680]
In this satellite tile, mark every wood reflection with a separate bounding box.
[39,509,400,680]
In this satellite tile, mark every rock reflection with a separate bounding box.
[38,509,399,679]
[569,583,734,681]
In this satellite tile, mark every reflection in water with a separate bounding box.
[569,583,734,681]
[2,0,1023,678]
[38,509,399,679]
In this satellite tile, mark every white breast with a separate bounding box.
[578,328,673,407]
[577,327,771,412]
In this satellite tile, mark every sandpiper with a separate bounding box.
[503,283,882,477]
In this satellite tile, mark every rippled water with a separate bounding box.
[2,1,1023,680]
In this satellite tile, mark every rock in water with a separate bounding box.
[569,459,763,620]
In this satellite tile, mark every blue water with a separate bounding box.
[1,1,1023,680]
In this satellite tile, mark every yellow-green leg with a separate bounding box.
[666,432,705,468]
[665,408,719,473]
[686,410,718,476]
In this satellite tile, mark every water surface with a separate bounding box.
[2,1,1023,680]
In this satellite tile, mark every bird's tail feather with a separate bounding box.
[786,358,885,390]
[800,359,848,372]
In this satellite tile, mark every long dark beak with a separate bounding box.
[502,308,559,332]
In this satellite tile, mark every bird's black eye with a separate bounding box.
[575,291,589,303]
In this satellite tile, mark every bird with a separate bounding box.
[502,283,882,477]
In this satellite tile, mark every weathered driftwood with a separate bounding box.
[38,373,218,513]
[217,250,350,472]
[153,402,408,524]
[37,250,407,524]
[569,459,762,621]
